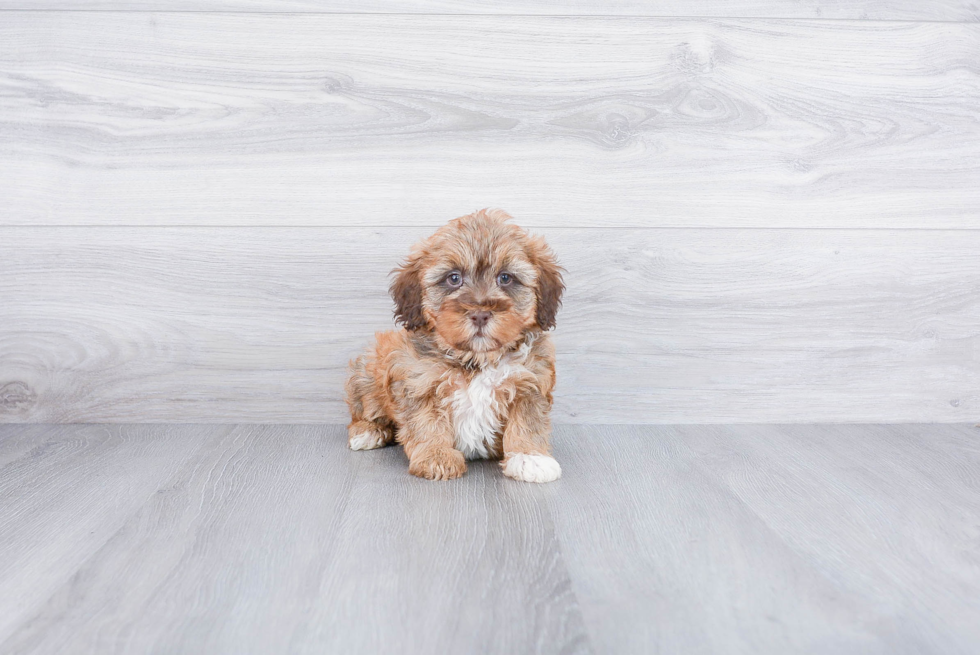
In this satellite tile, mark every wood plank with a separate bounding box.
[292,437,590,654]
[547,424,980,654]
[0,424,229,645]
[0,425,589,654]
[1,227,977,423]
[1,14,979,228]
[0,1,976,20]
[3,424,979,653]
[0,425,359,654]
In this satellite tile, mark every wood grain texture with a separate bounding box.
[2,423,979,653]
[0,424,588,655]
[2,14,979,228]
[0,424,231,646]
[0,425,371,654]
[0,1,977,20]
[1,227,978,424]
[294,434,590,654]
[547,424,980,655]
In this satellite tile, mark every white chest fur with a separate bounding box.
[452,363,514,460]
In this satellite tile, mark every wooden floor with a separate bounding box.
[1,424,978,654]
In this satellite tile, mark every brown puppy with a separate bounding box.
[345,209,564,482]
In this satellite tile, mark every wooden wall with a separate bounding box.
[1,4,978,423]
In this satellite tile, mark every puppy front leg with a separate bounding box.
[500,393,562,483]
[401,407,466,481]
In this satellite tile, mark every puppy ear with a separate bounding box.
[529,236,564,331]
[390,255,427,330]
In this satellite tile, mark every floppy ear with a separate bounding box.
[529,236,564,331]
[390,255,427,330]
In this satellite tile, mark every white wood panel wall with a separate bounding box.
[1,6,978,423]
[0,2,976,20]
[2,228,978,423]
[3,15,979,229]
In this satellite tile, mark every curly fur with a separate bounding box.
[345,209,564,482]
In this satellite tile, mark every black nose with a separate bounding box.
[470,311,492,329]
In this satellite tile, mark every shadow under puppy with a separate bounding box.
[345,209,564,482]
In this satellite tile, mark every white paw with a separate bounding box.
[502,453,562,483]
[349,430,387,451]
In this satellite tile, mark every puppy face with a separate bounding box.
[391,209,563,354]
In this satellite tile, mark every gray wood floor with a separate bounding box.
[1,424,978,654]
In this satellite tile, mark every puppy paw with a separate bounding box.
[348,422,392,451]
[501,453,561,483]
[409,448,467,481]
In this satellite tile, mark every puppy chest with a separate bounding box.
[451,365,513,460]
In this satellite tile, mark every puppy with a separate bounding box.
[345,209,564,482]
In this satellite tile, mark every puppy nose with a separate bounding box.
[470,311,492,329]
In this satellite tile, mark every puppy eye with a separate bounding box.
[497,272,513,286]
[446,272,463,288]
